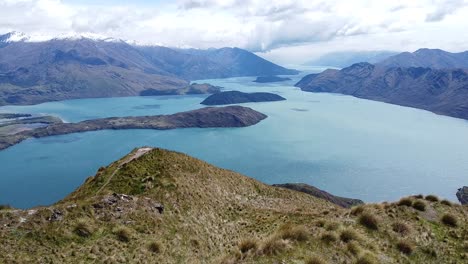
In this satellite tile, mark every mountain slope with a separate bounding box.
[139,46,299,80]
[0,32,298,106]
[296,63,468,120]
[1,148,466,263]
[377,48,468,69]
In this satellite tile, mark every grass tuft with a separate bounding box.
[321,232,338,244]
[73,221,93,238]
[441,214,458,227]
[396,240,414,255]
[278,224,308,242]
[260,237,287,256]
[340,229,360,243]
[392,222,410,235]
[425,195,439,202]
[0,204,12,210]
[351,205,365,215]
[347,241,361,256]
[148,241,162,254]
[115,227,132,242]
[440,200,452,206]
[238,239,258,254]
[397,198,413,207]
[358,213,379,230]
[412,200,426,211]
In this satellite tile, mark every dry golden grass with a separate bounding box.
[358,213,379,230]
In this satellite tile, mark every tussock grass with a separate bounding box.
[321,232,338,244]
[115,227,132,242]
[347,241,361,256]
[0,204,12,210]
[340,229,360,243]
[238,239,258,254]
[440,200,452,206]
[412,200,426,211]
[358,213,379,230]
[441,214,458,227]
[425,195,439,202]
[396,240,414,255]
[325,222,340,231]
[392,222,410,235]
[73,221,93,238]
[351,205,365,215]
[278,224,308,242]
[397,198,413,207]
[148,241,162,253]
[260,236,287,256]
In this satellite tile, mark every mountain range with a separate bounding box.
[297,49,468,120]
[377,48,468,69]
[0,32,297,106]
[306,50,398,68]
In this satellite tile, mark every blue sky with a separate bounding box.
[1,0,467,64]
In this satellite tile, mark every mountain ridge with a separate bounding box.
[296,62,468,120]
[0,147,466,263]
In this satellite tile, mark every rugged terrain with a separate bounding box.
[0,33,297,106]
[0,147,466,263]
[201,91,286,105]
[296,62,468,119]
[0,106,267,150]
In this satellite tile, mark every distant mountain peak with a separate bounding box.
[0,31,30,43]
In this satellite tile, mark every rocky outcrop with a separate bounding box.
[456,186,468,205]
[272,183,364,208]
[0,106,267,150]
[296,62,468,120]
[253,76,291,83]
[201,91,286,105]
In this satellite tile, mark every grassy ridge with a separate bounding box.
[0,148,466,263]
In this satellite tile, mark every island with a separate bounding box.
[139,83,221,96]
[200,91,286,105]
[253,76,292,83]
[0,106,267,150]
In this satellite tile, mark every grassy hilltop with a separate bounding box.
[0,148,467,263]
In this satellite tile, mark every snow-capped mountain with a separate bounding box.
[0,31,30,43]
[0,31,125,44]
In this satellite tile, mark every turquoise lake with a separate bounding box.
[1,69,468,208]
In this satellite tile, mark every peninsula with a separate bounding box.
[0,106,267,150]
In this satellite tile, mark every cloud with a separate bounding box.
[0,0,467,63]
[425,0,467,22]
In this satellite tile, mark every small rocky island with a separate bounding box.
[253,76,292,83]
[201,91,286,105]
[140,83,221,96]
[0,106,267,150]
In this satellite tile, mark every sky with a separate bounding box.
[0,0,467,64]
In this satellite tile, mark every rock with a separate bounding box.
[47,209,63,222]
[456,186,468,205]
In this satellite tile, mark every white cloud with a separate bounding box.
[0,0,467,64]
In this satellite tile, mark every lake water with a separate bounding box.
[1,69,468,208]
